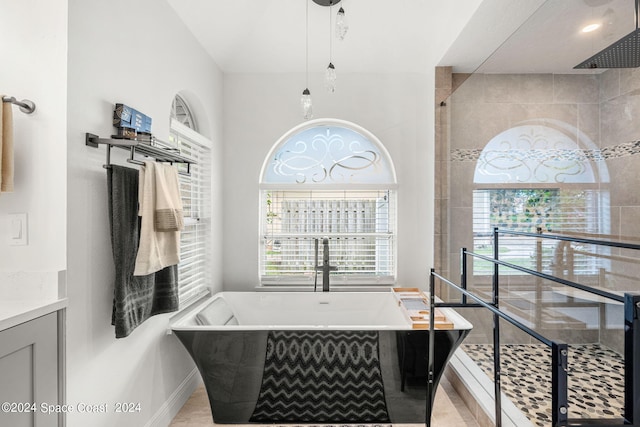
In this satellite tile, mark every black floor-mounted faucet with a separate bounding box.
[315,237,337,292]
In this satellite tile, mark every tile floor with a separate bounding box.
[463,343,625,426]
[169,376,479,427]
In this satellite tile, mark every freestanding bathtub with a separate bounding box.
[171,291,472,424]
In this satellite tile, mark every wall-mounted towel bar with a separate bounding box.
[85,133,195,175]
[2,96,36,114]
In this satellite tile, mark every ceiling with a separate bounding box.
[473,0,638,74]
[166,0,484,74]
[167,0,639,75]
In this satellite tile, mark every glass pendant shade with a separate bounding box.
[336,7,349,41]
[325,63,337,93]
[301,88,313,119]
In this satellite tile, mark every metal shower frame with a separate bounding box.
[428,227,640,427]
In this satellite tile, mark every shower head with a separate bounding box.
[574,0,640,69]
[574,28,640,69]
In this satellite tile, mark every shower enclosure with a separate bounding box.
[434,1,640,425]
[431,228,640,427]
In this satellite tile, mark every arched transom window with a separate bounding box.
[471,120,610,277]
[260,119,397,287]
[262,125,395,185]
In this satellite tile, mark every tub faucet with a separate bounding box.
[317,237,337,292]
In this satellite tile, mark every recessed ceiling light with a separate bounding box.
[582,23,601,33]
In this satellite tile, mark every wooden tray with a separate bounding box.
[392,287,454,330]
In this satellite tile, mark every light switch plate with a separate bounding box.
[8,213,27,246]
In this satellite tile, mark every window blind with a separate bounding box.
[169,122,212,304]
[261,190,396,285]
[472,188,605,276]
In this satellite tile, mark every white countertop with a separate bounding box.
[0,297,68,331]
[0,270,68,331]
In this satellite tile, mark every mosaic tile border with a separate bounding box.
[451,140,640,162]
[462,343,624,427]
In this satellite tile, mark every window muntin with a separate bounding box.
[171,94,197,131]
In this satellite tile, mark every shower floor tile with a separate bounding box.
[462,343,625,426]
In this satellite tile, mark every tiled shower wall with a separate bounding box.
[434,67,640,350]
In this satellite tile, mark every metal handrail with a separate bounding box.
[427,227,640,427]
[430,269,568,427]
[467,249,625,303]
[499,228,640,251]
[431,270,555,346]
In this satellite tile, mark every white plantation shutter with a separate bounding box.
[472,188,604,276]
[261,190,396,285]
[169,120,212,304]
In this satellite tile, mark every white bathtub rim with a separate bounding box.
[170,291,473,332]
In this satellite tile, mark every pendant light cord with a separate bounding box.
[329,3,333,63]
[306,0,309,87]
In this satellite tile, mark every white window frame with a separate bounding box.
[259,119,398,287]
[471,121,610,280]
[169,119,212,305]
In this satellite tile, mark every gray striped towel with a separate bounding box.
[108,165,179,338]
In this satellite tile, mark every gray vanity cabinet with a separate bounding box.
[0,312,59,427]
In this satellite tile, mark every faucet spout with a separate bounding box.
[321,236,337,292]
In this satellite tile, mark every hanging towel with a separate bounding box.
[133,161,181,276]
[153,162,184,232]
[108,165,178,338]
[0,97,14,193]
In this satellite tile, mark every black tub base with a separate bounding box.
[174,327,470,424]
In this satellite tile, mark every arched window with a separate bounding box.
[171,94,197,131]
[169,94,211,303]
[472,119,610,276]
[260,119,397,287]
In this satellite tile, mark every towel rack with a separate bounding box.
[2,96,36,114]
[85,133,195,175]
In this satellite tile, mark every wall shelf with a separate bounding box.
[85,133,195,174]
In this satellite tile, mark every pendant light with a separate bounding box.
[336,5,349,41]
[325,3,337,93]
[301,0,313,119]
[325,63,336,93]
[312,0,347,40]
[301,88,313,120]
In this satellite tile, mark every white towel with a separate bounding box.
[153,162,184,232]
[133,161,181,276]
[0,97,14,193]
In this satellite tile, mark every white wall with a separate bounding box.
[66,0,223,425]
[220,0,483,292]
[222,71,433,290]
[0,0,67,273]
[1,0,486,424]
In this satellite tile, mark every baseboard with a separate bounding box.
[144,367,201,427]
